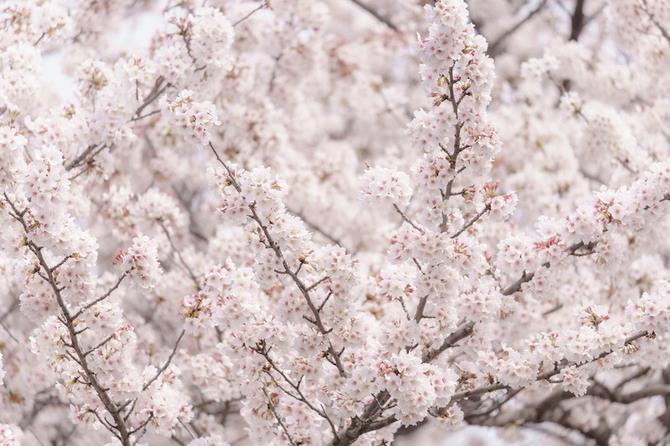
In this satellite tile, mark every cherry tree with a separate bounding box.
[1,0,670,445]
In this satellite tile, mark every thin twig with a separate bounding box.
[72,271,129,320]
[347,0,398,32]
[392,204,422,232]
[262,387,298,446]
[489,0,548,55]
[450,204,491,239]
[158,221,201,291]
[142,329,186,391]
[232,1,268,27]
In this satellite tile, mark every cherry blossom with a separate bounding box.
[2,0,670,445]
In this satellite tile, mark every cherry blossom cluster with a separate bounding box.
[2,0,670,445]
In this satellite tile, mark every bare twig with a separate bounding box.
[65,144,107,171]
[501,241,597,295]
[133,76,170,121]
[158,221,201,291]
[346,0,398,32]
[489,0,548,56]
[450,204,490,239]
[142,329,186,391]
[72,271,129,320]
[232,1,268,27]
[642,0,670,45]
[290,208,344,246]
[392,203,423,232]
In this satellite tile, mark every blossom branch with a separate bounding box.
[209,142,347,377]
[3,194,135,446]
[262,387,298,446]
[252,340,340,440]
[248,203,347,376]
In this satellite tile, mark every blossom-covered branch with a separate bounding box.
[3,0,670,445]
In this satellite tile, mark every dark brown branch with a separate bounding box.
[337,330,652,444]
[329,390,393,446]
[465,388,525,421]
[65,144,107,171]
[84,332,117,357]
[501,270,536,296]
[50,254,75,272]
[208,142,241,192]
[330,322,475,445]
[414,295,428,322]
[642,0,670,45]
[130,109,161,122]
[65,76,169,176]
[569,0,586,41]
